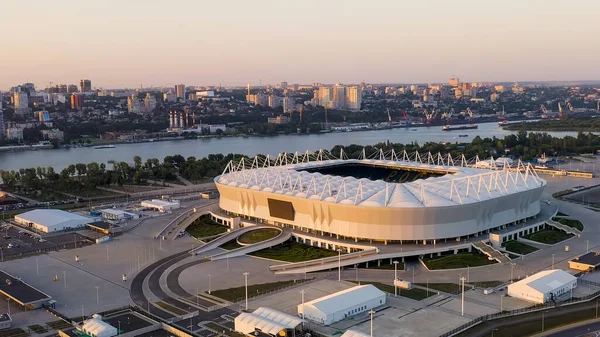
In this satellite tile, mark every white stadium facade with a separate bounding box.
[215,150,546,244]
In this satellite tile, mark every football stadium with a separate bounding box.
[214,150,546,243]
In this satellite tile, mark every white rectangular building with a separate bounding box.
[140,199,180,212]
[234,307,303,336]
[298,285,386,325]
[15,209,93,233]
[341,330,370,337]
[100,209,140,222]
[507,269,577,304]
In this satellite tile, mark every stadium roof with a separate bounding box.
[341,330,371,337]
[15,209,91,230]
[509,269,576,295]
[217,151,545,208]
[302,285,384,315]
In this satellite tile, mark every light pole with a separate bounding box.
[551,254,555,269]
[369,309,375,337]
[243,272,249,311]
[542,311,547,332]
[300,290,305,328]
[460,276,466,316]
[393,261,399,297]
[63,271,67,289]
[467,265,470,283]
[500,295,503,312]
[95,286,99,305]
[492,328,499,337]
[596,299,599,318]
[510,263,515,283]
[208,274,212,295]
[426,278,429,297]
[118,321,121,335]
[337,249,342,282]
[586,240,590,253]
[36,258,39,275]
[81,304,85,323]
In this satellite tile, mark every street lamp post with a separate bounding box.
[492,328,499,337]
[393,261,399,297]
[337,249,342,282]
[552,254,555,269]
[243,272,249,311]
[369,310,376,337]
[460,277,466,316]
[467,265,470,283]
[95,286,99,304]
[596,299,599,318]
[586,240,590,253]
[510,263,515,283]
[63,271,67,289]
[300,290,305,328]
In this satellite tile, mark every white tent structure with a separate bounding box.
[235,307,303,336]
[341,330,371,337]
[298,285,385,325]
[15,209,93,233]
[508,269,577,304]
[80,315,118,337]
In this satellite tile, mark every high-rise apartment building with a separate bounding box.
[0,94,4,139]
[127,94,142,113]
[280,82,288,90]
[70,94,84,110]
[331,84,346,109]
[283,96,295,113]
[68,85,78,93]
[80,79,92,92]
[449,78,460,87]
[13,91,29,115]
[345,86,362,111]
[144,93,157,112]
[175,84,185,99]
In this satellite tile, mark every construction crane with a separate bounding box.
[466,107,474,123]
[424,109,437,124]
[443,109,453,125]
[540,104,548,118]
[567,102,574,112]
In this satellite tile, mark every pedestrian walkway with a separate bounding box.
[546,218,582,236]
[472,241,512,263]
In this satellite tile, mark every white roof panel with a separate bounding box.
[16,209,91,229]
[509,269,576,295]
[341,330,371,337]
[303,285,385,315]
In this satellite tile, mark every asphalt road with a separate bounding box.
[547,321,600,337]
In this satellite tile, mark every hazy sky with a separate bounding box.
[1,0,598,90]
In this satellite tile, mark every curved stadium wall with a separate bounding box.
[215,152,546,243]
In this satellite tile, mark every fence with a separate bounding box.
[439,289,600,337]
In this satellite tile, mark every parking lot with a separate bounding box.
[0,223,92,259]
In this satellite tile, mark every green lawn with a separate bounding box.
[470,280,505,288]
[210,279,312,302]
[237,228,280,244]
[350,281,434,300]
[556,211,569,216]
[422,253,497,270]
[154,301,187,315]
[185,217,228,238]
[523,229,573,244]
[250,241,340,262]
[503,240,539,255]
[0,328,28,337]
[555,218,584,231]
[415,282,461,294]
[47,320,72,330]
[220,239,243,250]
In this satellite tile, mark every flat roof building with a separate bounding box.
[341,330,370,337]
[507,269,577,304]
[15,209,94,233]
[80,315,118,337]
[100,209,140,222]
[0,270,52,310]
[140,200,180,213]
[298,285,386,325]
[569,252,600,272]
[235,307,303,337]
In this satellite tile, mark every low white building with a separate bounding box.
[80,315,118,337]
[140,199,180,212]
[15,209,93,233]
[100,209,140,222]
[507,269,577,304]
[341,330,370,337]
[234,307,303,336]
[298,285,386,325]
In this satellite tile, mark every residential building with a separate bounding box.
[175,84,185,99]
[13,91,29,115]
[38,111,51,122]
[127,94,142,113]
[494,85,505,92]
[5,128,23,140]
[144,93,157,112]
[80,79,92,92]
[67,84,78,93]
[449,78,460,87]
[268,95,282,108]
[283,96,295,113]
[70,94,84,110]
[267,116,290,124]
[0,110,4,139]
[41,129,64,141]
[163,91,176,102]
[345,86,362,111]
[331,84,346,109]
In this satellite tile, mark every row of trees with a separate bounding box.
[1,131,599,196]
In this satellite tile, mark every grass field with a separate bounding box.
[523,229,573,244]
[185,217,228,238]
[210,279,312,302]
[349,281,434,300]
[154,301,187,315]
[415,282,461,294]
[422,253,497,270]
[556,211,569,216]
[503,241,539,255]
[237,228,280,244]
[554,218,584,231]
[250,241,340,262]
[471,280,505,288]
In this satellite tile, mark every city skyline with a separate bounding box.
[1,0,599,90]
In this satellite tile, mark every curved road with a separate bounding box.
[546,321,600,337]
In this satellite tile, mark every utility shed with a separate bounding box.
[298,284,385,325]
[80,315,118,337]
[507,269,577,304]
[569,252,600,272]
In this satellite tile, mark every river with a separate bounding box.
[0,122,580,172]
